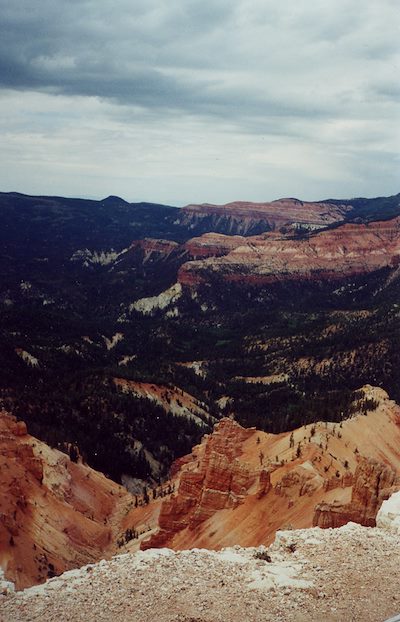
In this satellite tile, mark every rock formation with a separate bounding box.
[140,386,400,552]
[120,233,247,271]
[175,198,351,236]
[3,386,400,590]
[126,238,181,264]
[142,419,258,549]
[0,411,134,589]
[313,457,400,528]
[376,490,400,534]
[178,217,400,287]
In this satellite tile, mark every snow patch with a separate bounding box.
[247,561,312,591]
[202,547,312,592]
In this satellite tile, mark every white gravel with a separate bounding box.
[1,522,400,622]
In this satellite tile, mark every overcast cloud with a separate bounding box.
[0,0,398,204]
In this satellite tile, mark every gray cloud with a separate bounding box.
[0,0,398,203]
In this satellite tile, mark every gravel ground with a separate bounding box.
[1,523,399,622]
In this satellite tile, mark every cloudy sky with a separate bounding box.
[0,0,398,205]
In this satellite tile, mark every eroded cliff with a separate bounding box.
[140,386,400,551]
[0,411,133,589]
[178,217,400,286]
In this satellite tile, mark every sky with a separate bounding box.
[0,0,399,206]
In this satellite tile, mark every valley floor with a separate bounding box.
[1,522,399,622]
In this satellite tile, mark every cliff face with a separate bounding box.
[140,387,400,552]
[178,217,400,287]
[174,199,351,236]
[126,238,181,263]
[117,234,247,280]
[313,458,400,529]
[183,233,248,259]
[142,420,260,548]
[0,412,133,589]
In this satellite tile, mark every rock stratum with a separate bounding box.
[125,214,400,298]
[175,198,352,236]
[177,216,400,287]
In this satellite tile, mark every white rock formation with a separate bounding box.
[376,491,400,535]
[130,282,182,315]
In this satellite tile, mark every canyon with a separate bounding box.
[2,190,400,488]
[2,190,400,612]
[2,385,400,592]
[135,385,400,552]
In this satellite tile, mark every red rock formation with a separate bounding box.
[256,469,272,499]
[178,217,400,287]
[120,234,247,279]
[183,233,247,259]
[0,411,134,589]
[141,389,400,552]
[120,238,182,269]
[128,238,180,260]
[123,200,357,285]
[4,387,400,588]
[313,457,400,529]
[142,419,258,549]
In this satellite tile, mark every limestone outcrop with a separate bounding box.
[376,490,400,534]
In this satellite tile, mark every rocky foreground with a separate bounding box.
[1,514,400,622]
